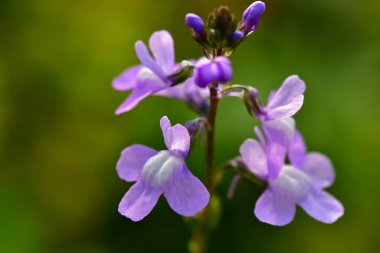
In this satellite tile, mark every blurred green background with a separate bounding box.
[1,0,379,252]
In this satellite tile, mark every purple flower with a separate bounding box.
[261,75,306,121]
[193,57,233,87]
[242,75,305,178]
[116,116,210,221]
[240,130,344,226]
[240,1,266,33]
[113,31,182,114]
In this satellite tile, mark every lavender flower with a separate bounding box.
[113,31,201,114]
[117,116,209,221]
[193,57,232,87]
[240,1,266,33]
[240,129,344,226]
[243,75,306,178]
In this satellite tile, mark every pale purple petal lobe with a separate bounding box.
[164,164,210,216]
[160,116,190,158]
[262,118,295,147]
[265,95,304,120]
[254,189,296,226]
[289,131,307,168]
[116,144,158,182]
[298,188,344,223]
[112,65,143,91]
[115,69,166,114]
[266,75,306,110]
[135,41,167,81]
[266,141,286,179]
[149,30,175,74]
[301,152,335,188]
[160,116,171,136]
[118,181,162,222]
[262,118,295,179]
[240,139,268,179]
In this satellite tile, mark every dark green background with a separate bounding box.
[1,0,379,252]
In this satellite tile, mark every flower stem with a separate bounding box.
[188,83,219,253]
[205,83,219,190]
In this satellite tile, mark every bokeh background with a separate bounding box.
[1,0,380,252]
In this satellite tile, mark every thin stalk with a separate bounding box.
[205,84,219,189]
[189,83,219,253]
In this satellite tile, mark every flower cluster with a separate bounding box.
[113,1,343,227]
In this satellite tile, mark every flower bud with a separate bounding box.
[167,60,194,85]
[241,1,266,32]
[193,57,232,88]
[185,13,205,36]
[243,86,265,119]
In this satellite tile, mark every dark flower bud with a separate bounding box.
[243,86,265,119]
[207,6,237,43]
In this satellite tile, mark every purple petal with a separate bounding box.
[155,76,209,102]
[266,141,286,180]
[135,41,167,81]
[184,78,210,108]
[116,144,158,182]
[141,151,183,189]
[160,116,171,135]
[266,75,306,111]
[289,131,307,168]
[156,84,186,99]
[214,57,233,83]
[265,95,304,120]
[301,152,335,188]
[149,31,175,74]
[239,139,268,179]
[262,118,295,147]
[163,164,209,216]
[298,188,344,223]
[118,181,162,222]
[193,57,232,87]
[160,116,190,158]
[112,65,143,91]
[194,58,220,87]
[156,77,197,100]
[115,69,166,114]
[254,188,296,226]
[262,118,295,179]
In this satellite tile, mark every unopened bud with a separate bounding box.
[185,13,205,36]
[241,1,266,33]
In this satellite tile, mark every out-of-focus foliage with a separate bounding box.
[1,0,379,252]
